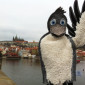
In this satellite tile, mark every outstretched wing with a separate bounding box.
[67,0,85,37]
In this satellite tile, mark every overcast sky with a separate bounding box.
[0,0,84,41]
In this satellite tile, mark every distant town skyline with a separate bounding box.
[0,0,84,41]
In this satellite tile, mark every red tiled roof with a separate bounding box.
[0,49,2,51]
[15,41,28,43]
[25,47,38,50]
[28,42,38,43]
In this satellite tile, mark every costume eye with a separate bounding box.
[50,19,56,25]
[60,19,66,25]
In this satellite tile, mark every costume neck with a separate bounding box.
[51,33,65,38]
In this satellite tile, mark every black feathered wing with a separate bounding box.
[67,0,81,37]
[67,0,85,48]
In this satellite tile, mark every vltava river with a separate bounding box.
[1,59,85,85]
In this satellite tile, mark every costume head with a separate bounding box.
[47,7,67,37]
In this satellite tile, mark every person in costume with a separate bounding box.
[39,0,85,85]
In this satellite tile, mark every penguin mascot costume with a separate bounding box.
[39,0,85,85]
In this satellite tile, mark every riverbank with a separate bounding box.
[0,70,16,85]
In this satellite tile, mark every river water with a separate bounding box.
[1,59,85,85]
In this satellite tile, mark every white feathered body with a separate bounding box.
[40,34,74,84]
